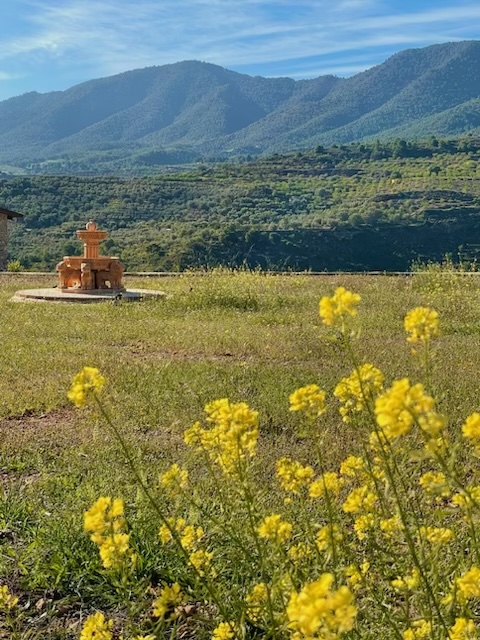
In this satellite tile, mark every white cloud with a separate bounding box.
[0,0,479,93]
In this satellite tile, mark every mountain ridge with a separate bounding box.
[1,41,480,170]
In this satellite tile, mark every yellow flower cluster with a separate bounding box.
[344,562,370,591]
[67,366,105,407]
[404,306,439,344]
[353,514,375,540]
[276,457,315,494]
[211,621,235,640]
[402,619,431,640]
[375,378,445,441]
[419,471,450,498]
[391,568,420,591]
[319,287,361,327]
[184,399,259,474]
[451,485,480,508]
[246,582,268,622]
[418,526,454,546]
[379,515,402,538]
[158,517,205,552]
[189,548,214,575]
[449,617,477,640]
[0,585,18,609]
[157,516,213,576]
[287,573,356,639]
[461,412,480,455]
[84,497,132,570]
[257,514,293,543]
[334,364,384,423]
[309,472,344,499]
[315,524,343,552]
[159,463,189,494]
[339,455,366,478]
[289,384,326,419]
[456,566,480,599]
[79,612,113,640]
[462,412,480,439]
[152,582,184,619]
[288,542,312,561]
[342,485,377,514]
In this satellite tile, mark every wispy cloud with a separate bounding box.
[0,0,479,99]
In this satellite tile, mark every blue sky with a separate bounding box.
[0,0,479,101]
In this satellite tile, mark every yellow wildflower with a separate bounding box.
[309,472,344,499]
[189,549,214,575]
[276,457,314,494]
[419,526,454,546]
[131,636,156,640]
[180,525,204,551]
[287,573,356,638]
[315,524,343,551]
[379,516,402,538]
[212,622,235,640]
[79,612,113,640]
[98,533,131,569]
[158,523,173,544]
[354,514,375,540]
[288,542,312,561]
[246,583,268,622]
[184,399,259,474]
[419,471,450,497]
[340,455,366,478]
[0,585,18,609]
[452,486,480,508]
[391,568,420,591]
[402,619,432,639]
[319,287,361,327]
[334,364,384,422]
[456,566,480,599]
[462,413,480,440]
[257,514,293,543]
[342,485,377,514]
[375,378,444,441]
[404,306,439,344]
[289,384,326,418]
[68,366,105,407]
[449,617,477,640]
[152,582,184,619]
[84,497,125,545]
[159,464,189,492]
[344,562,370,591]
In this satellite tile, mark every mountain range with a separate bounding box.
[1,40,480,169]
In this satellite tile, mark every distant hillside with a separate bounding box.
[1,41,480,171]
[5,137,480,272]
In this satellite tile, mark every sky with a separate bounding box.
[0,0,479,102]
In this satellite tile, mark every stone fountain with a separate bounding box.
[12,221,164,303]
[56,220,125,292]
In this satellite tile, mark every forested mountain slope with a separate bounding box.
[1,41,480,171]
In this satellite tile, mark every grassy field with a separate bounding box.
[1,269,480,638]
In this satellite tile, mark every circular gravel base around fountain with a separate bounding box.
[11,288,166,303]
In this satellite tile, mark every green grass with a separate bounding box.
[1,269,480,637]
